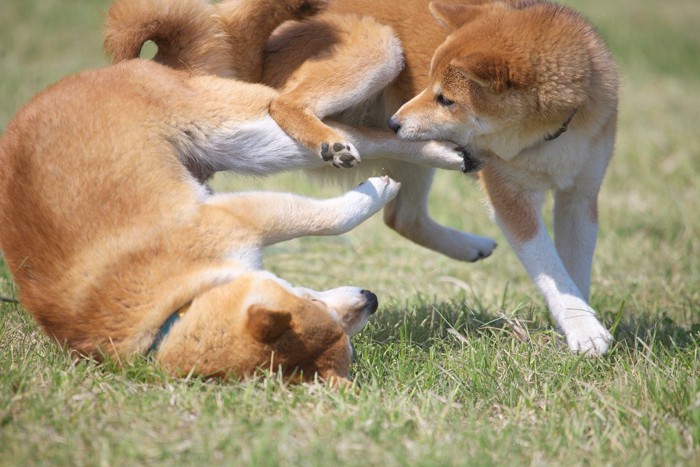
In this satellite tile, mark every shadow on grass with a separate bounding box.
[365,296,540,349]
[612,314,700,351]
[365,296,700,354]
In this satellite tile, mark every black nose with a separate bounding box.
[387,117,401,134]
[361,290,379,314]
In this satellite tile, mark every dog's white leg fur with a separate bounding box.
[381,164,497,262]
[205,176,400,247]
[331,124,465,170]
[493,191,612,356]
[553,189,598,300]
[189,117,464,175]
[553,133,614,301]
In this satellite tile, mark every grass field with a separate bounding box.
[1,0,699,465]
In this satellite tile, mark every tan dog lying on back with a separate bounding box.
[105,0,619,355]
[0,0,423,385]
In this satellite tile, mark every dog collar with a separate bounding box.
[147,302,191,355]
[544,108,578,141]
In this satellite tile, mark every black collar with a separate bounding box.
[147,302,191,355]
[544,108,578,141]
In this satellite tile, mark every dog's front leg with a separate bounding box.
[204,176,400,247]
[553,187,600,301]
[481,166,612,356]
[329,124,467,170]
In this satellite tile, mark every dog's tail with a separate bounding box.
[104,0,233,77]
[104,0,329,81]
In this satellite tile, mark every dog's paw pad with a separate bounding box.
[320,142,361,168]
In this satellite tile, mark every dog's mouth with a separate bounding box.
[457,146,488,174]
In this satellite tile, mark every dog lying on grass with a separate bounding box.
[0,0,415,386]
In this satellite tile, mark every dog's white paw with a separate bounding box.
[560,311,612,356]
[331,177,400,234]
[320,141,361,168]
[463,233,498,262]
[356,176,401,206]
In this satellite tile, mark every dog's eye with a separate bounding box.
[436,93,455,107]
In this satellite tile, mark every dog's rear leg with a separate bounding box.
[382,163,497,262]
[215,0,329,82]
[480,164,612,356]
[204,176,400,250]
[264,14,404,168]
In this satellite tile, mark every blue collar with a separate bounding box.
[148,302,191,355]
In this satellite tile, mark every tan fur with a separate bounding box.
[0,0,415,383]
[100,0,618,354]
[102,0,494,266]
[267,0,618,354]
[385,0,618,354]
[105,0,371,166]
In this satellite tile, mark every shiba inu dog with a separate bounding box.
[385,0,619,355]
[0,1,416,385]
[104,0,618,355]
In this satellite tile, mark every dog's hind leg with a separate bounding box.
[215,0,329,82]
[263,14,405,168]
[381,163,497,262]
[202,176,400,254]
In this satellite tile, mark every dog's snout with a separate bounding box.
[387,117,401,134]
[361,289,379,314]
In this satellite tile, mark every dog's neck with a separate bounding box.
[544,108,578,141]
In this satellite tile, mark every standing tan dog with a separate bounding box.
[0,1,422,385]
[104,0,618,354]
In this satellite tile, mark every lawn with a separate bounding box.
[1,0,698,465]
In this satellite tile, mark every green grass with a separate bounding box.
[1,0,699,464]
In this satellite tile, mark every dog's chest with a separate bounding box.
[510,137,590,191]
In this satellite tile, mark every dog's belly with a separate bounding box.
[174,115,314,178]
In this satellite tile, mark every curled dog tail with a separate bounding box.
[104,0,234,77]
[104,0,329,81]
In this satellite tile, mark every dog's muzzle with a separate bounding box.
[361,289,379,314]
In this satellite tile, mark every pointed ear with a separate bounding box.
[246,305,292,343]
[429,2,485,30]
[450,52,514,94]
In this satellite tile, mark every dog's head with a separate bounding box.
[157,272,377,388]
[388,1,596,164]
[244,275,378,388]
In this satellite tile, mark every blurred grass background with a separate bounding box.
[1,0,699,465]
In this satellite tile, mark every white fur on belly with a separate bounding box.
[176,116,317,176]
